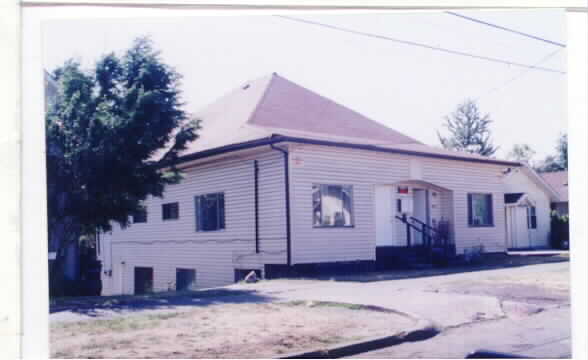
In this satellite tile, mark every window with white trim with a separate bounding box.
[312,184,354,227]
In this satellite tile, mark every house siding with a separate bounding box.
[99,149,287,295]
[503,168,552,248]
[288,144,509,265]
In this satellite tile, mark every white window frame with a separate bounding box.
[312,184,354,228]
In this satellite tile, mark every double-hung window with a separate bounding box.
[312,184,354,227]
[162,202,179,220]
[527,206,537,229]
[195,193,225,231]
[467,193,494,227]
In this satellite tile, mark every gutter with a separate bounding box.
[253,160,260,253]
[170,134,521,169]
[270,143,292,266]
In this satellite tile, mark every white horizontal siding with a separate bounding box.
[289,144,509,264]
[503,168,552,248]
[100,149,286,295]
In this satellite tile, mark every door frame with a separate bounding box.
[374,184,397,247]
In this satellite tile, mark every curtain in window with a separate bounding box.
[313,184,353,227]
[195,193,225,231]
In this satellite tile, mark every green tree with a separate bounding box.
[506,144,536,166]
[46,37,199,295]
[438,99,498,157]
[535,133,568,172]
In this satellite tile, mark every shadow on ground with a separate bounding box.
[313,254,569,283]
[50,288,274,316]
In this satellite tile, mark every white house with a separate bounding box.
[98,73,551,295]
[502,166,561,249]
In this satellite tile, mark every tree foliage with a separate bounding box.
[438,99,498,157]
[506,144,536,166]
[535,133,568,173]
[46,37,199,254]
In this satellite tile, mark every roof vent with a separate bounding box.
[242,84,250,90]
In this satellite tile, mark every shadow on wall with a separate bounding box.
[50,288,275,316]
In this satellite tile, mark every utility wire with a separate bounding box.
[275,15,566,75]
[445,11,566,48]
[475,48,565,101]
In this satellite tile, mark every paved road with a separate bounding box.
[233,262,571,358]
[350,306,571,358]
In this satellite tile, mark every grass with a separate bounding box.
[51,311,183,333]
[282,300,383,312]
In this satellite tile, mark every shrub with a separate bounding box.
[550,211,569,249]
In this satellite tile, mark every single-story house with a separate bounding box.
[540,171,569,215]
[502,166,562,250]
[98,73,554,295]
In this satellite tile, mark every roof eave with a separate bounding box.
[169,134,522,169]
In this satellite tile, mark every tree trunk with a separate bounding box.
[48,217,82,297]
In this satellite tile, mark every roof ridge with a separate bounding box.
[245,72,278,126]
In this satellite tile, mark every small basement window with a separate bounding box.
[527,206,537,229]
[467,193,494,227]
[195,193,225,231]
[132,209,147,223]
[134,267,153,294]
[162,202,179,220]
[313,184,354,227]
[176,268,196,291]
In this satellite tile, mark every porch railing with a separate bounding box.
[395,214,454,262]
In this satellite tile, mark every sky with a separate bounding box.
[42,9,567,161]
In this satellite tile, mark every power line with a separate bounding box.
[475,48,564,101]
[275,15,566,75]
[445,11,566,48]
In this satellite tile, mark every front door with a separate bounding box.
[413,189,428,245]
[375,185,396,246]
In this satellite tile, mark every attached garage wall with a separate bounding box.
[99,149,286,295]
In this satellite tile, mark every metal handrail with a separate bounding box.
[409,216,439,234]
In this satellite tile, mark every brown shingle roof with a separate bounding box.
[175,73,517,166]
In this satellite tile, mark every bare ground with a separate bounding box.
[50,301,415,359]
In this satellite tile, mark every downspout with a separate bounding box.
[270,144,292,266]
[254,160,260,253]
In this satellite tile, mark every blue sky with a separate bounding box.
[43,9,567,160]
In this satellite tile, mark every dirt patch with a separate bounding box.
[51,301,415,359]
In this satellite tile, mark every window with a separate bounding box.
[195,193,225,231]
[527,206,537,229]
[313,184,354,227]
[397,199,402,213]
[132,209,147,223]
[162,202,179,220]
[176,268,196,291]
[467,193,494,227]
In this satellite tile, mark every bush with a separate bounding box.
[550,212,569,249]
